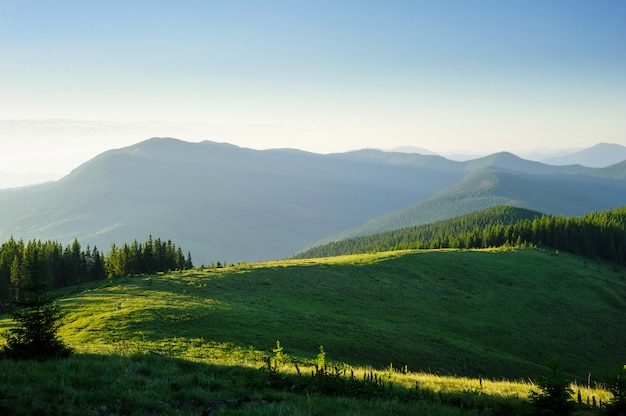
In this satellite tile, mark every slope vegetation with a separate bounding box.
[26,249,626,382]
[296,205,626,262]
[1,249,623,415]
[317,165,626,244]
[298,205,543,257]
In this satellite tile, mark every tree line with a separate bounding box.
[0,236,193,305]
[295,205,626,264]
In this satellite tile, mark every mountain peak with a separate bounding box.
[385,145,438,155]
[588,142,625,150]
[465,151,526,171]
[464,151,589,175]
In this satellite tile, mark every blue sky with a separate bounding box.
[1,0,625,186]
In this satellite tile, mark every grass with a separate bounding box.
[0,248,623,414]
[54,248,625,379]
[0,351,611,415]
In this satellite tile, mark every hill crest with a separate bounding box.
[46,248,626,381]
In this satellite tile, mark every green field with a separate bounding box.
[0,248,623,415]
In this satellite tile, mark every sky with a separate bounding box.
[1,0,625,187]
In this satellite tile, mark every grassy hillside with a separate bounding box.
[0,248,623,414]
[5,249,623,379]
[1,351,590,416]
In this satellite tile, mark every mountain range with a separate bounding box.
[1,137,626,263]
[388,142,626,167]
[539,142,626,167]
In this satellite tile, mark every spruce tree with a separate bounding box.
[603,365,626,416]
[2,248,70,360]
[529,359,574,416]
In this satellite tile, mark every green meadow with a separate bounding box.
[0,248,623,415]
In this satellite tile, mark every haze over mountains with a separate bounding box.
[389,142,626,167]
[1,138,626,264]
[538,142,626,167]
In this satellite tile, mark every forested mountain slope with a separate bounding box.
[296,205,626,263]
[588,160,626,180]
[313,165,626,245]
[463,151,588,174]
[0,138,467,263]
[1,138,625,263]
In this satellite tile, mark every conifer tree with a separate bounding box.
[186,251,194,269]
[9,255,23,300]
[2,247,71,360]
[603,365,626,416]
[529,359,574,416]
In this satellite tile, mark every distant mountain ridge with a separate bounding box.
[0,138,467,263]
[1,137,625,263]
[308,154,626,247]
[383,142,626,168]
[314,164,626,245]
[540,142,626,167]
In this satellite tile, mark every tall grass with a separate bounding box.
[0,349,611,415]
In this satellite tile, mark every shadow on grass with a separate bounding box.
[0,351,541,416]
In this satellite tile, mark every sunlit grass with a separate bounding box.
[0,248,621,414]
[4,247,621,380]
